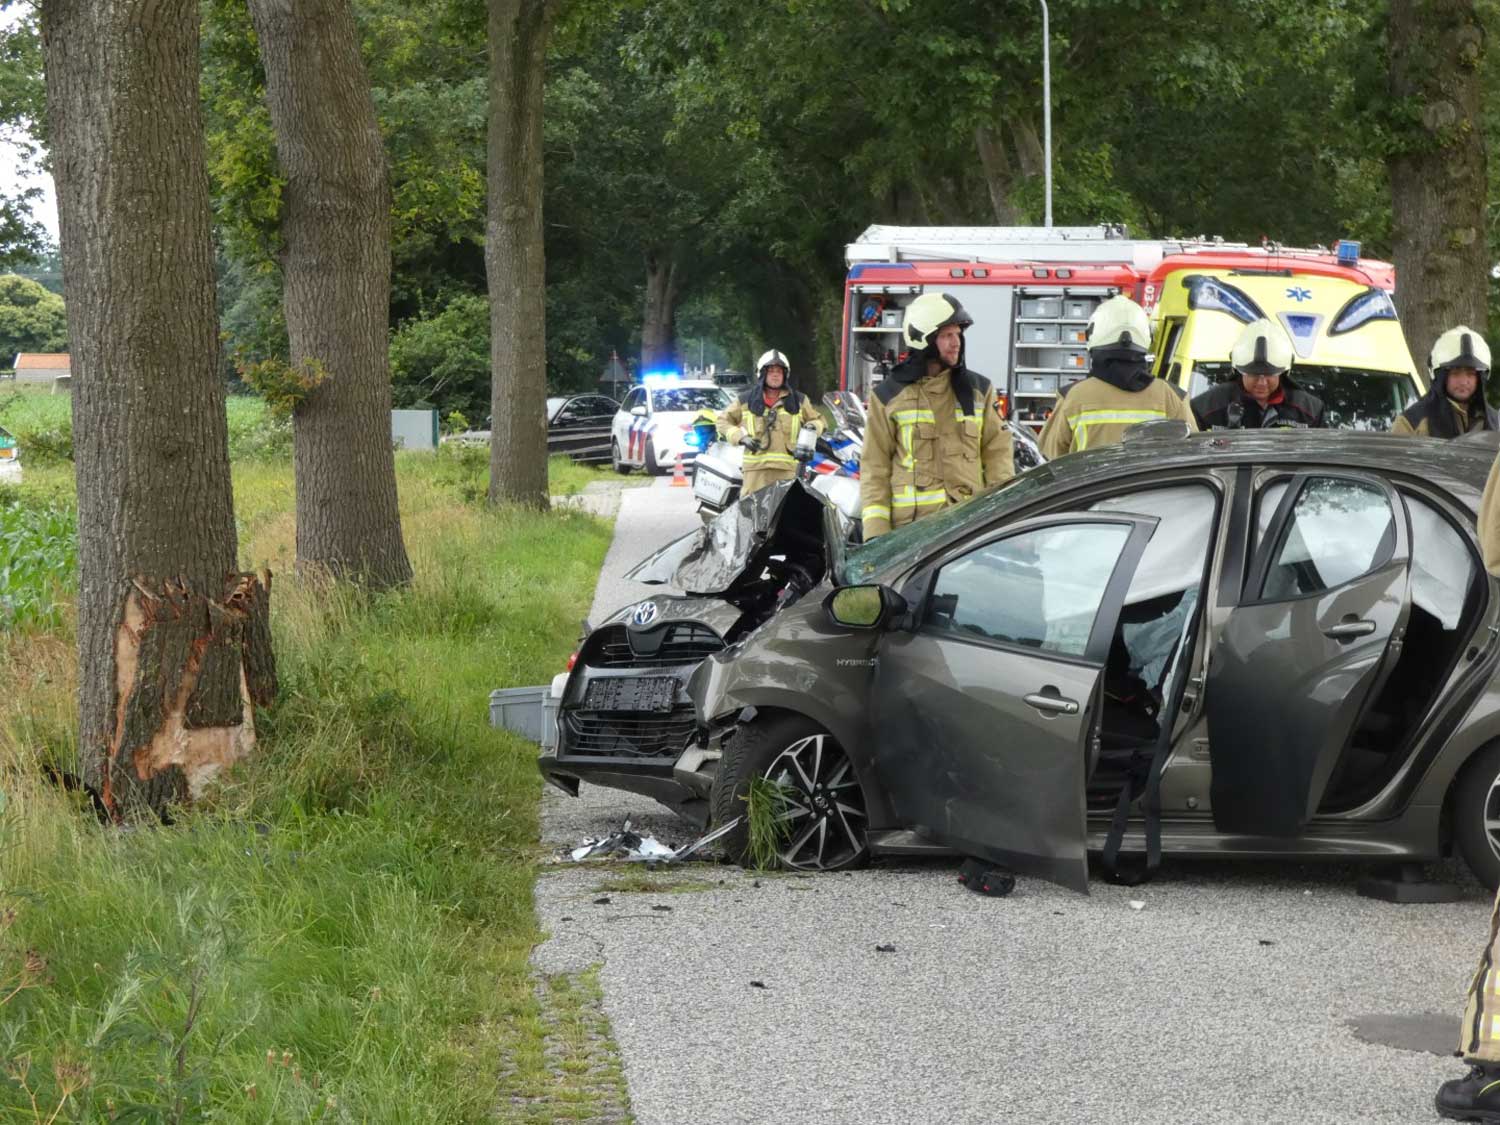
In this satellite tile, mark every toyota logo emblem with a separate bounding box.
[631,601,659,627]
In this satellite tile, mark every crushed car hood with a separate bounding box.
[596,592,746,640]
[625,479,840,598]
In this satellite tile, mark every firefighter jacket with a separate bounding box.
[1038,358,1197,458]
[1190,378,1325,430]
[1392,371,1497,438]
[1480,453,1500,576]
[860,360,1013,539]
[717,386,824,497]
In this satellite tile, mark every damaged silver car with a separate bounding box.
[542,429,1500,892]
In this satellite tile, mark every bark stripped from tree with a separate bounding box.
[486,0,553,508]
[641,248,679,372]
[248,0,413,590]
[1387,0,1489,366]
[41,0,274,818]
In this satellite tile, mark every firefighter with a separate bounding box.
[1190,318,1325,429]
[716,349,823,497]
[860,292,1013,539]
[1038,295,1197,458]
[1440,456,1500,1120]
[1392,325,1496,438]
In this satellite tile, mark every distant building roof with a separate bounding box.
[13,353,70,370]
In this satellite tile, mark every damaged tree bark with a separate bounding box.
[42,0,275,818]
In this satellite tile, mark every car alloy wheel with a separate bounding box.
[611,439,631,475]
[1484,771,1500,868]
[762,732,867,871]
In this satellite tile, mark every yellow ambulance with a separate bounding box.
[1145,247,1423,430]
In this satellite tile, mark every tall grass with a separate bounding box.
[0,391,292,464]
[0,455,613,1120]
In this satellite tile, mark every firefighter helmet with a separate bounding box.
[1230,318,1294,377]
[1085,296,1151,355]
[1430,326,1491,376]
[756,349,791,378]
[902,292,973,351]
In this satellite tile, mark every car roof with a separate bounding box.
[843,429,1496,585]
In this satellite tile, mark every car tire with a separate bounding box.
[710,713,869,872]
[611,440,631,475]
[644,438,665,475]
[1453,743,1500,890]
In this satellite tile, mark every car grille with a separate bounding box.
[562,707,697,759]
[587,623,724,668]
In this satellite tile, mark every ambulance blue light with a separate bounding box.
[1336,240,1361,267]
[1283,314,1319,341]
[641,371,681,387]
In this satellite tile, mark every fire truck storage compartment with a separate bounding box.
[847,283,1015,395]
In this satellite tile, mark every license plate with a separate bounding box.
[584,676,677,712]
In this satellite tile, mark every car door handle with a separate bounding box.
[1324,618,1378,640]
[1023,692,1080,716]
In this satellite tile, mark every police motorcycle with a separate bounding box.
[691,390,1044,529]
[690,393,865,525]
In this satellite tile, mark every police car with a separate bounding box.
[610,376,733,475]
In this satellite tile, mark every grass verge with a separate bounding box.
[0,452,613,1120]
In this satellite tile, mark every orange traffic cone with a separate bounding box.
[670,452,689,487]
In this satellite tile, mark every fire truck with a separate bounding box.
[839,226,1423,431]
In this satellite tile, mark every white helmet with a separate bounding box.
[902,292,973,352]
[1430,326,1491,376]
[1086,296,1151,355]
[1230,318,1294,377]
[756,349,790,378]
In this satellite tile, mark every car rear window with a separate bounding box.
[1189,363,1416,431]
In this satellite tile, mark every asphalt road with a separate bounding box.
[532,475,1495,1125]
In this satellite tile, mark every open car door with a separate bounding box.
[868,513,1159,893]
[1208,472,1411,836]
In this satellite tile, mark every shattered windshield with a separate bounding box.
[841,465,1059,585]
[1190,363,1417,431]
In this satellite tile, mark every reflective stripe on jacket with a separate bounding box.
[860,370,1013,539]
[717,391,824,496]
[1038,376,1197,458]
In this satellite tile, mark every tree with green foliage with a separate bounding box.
[0,3,48,269]
[0,271,65,360]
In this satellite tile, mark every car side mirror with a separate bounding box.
[824,584,907,630]
[631,405,647,417]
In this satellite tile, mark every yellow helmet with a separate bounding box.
[1230,318,1294,377]
[1085,295,1151,355]
[902,292,973,352]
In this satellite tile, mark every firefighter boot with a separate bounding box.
[1437,1064,1500,1121]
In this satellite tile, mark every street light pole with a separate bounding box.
[1039,0,1053,229]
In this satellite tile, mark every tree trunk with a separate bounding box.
[641,248,679,372]
[248,0,412,590]
[974,125,1023,225]
[42,0,274,819]
[1013,118,1046,181]
[486,0,552,508]
[1387,0,1489,366]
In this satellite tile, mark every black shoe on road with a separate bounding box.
[1438,1065,1500,1121]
